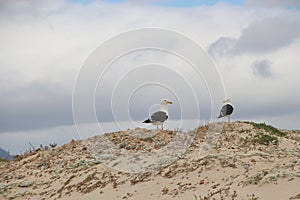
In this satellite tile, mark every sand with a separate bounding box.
[0,121,299,200]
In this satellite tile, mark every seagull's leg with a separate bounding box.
[161,124,164,130]
[156,125,159,130]
[228,115,230,123]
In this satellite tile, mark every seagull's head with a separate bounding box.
[223,99,232,104]
[160,99,173,105]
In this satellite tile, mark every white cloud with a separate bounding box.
[0,1,300,153]
[0,1,251,132]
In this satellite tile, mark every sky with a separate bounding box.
[0,0,300,154]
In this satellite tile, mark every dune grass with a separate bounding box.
[252,132,279,145]
[246,122,286,137]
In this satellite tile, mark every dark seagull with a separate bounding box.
[218,99,234,123]
[143,99,173,130]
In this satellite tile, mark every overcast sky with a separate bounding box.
[1,0,300,154]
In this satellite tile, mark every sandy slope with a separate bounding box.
[0,122,299,200]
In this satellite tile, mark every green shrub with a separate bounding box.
[253,132,278,145]
[249,122,285,137]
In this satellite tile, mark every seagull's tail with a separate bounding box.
[217,115,223,119]
[142,119,151,123]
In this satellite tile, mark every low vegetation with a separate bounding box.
[0,158,8,163]
[238,122,286,146]
[252,132,279,145]
[240,132,279,146]
[247,122,285,137]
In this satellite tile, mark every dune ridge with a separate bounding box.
[0,121,300,200]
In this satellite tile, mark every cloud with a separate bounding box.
[0,0,300,155]
[252,59,273,79]
[207,37,237,59]
[235,18,300,53]
[209,17,300,57]
[0,0,243,133]
[214,41,300,127]
[245,0,300,8]
[0,80,73,132]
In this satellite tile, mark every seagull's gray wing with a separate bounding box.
[150,111,168,122]
[218,104,234,118]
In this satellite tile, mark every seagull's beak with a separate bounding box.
[167,101,173,104]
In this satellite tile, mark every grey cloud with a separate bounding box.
[0,0,69,30]
[207,37,237,59]
[0,1,69,16]
[252,59,273,79]
[235,99,300,121]
[235,18,300,53]
[0,80,73,132]
[208,17,300,57]
[0,70,213,133]
[245,0,300,7]
[0,0,299,137]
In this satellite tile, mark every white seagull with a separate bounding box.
[143,99,173,130]
[218,99,234,123]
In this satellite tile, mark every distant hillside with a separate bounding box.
[0,148,13,160]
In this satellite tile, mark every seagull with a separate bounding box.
[143,99,173,130]
[218,99,234,123]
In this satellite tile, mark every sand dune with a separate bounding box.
[0,121,299,200]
